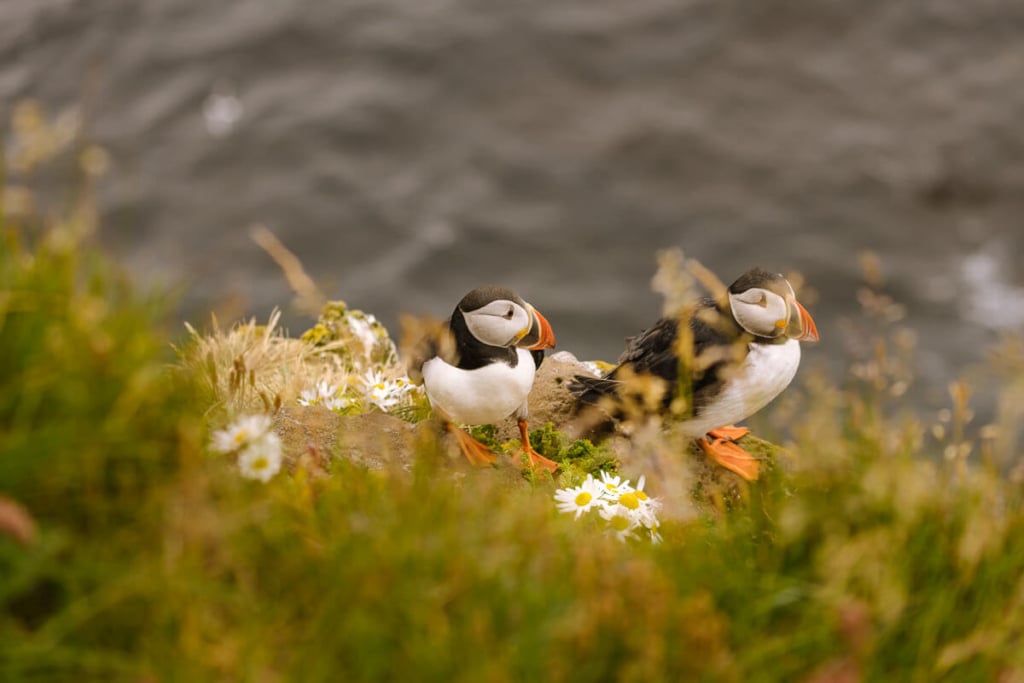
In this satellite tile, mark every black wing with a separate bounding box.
[569,298,750,416]
[405,319,458,385]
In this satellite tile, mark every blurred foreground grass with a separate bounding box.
[3,105,1024,682]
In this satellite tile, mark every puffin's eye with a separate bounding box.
[504,307,514,319]
[757,294,768,307]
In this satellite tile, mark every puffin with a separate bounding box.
[415,286,559,473]
[569,267,819,480]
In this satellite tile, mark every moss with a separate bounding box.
[300,321,334,346]
[527,421,563,459]
[466,423,500,449]
[300,300,398,369]
[523,422,619,486]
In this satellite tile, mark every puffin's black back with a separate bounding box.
[569,297,749,419]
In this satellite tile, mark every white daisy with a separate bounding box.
[360,369,416,411]
[360,369,386,391]
[315,380,337,399]
[297,388,319,407]
[211,414,273,454]
[634,476,661,514]
[298,380,343,407]
[322,395,353,412]
[597,470,635,501]
[616,490,643,513]
[615,475,662,524]
[554,475,604,519]
[644,520,664,544]
[298,379,361,413]
[631,498,662,538]
[552,470,664,543]
[599,503,640,542]
[395,377,424,401]
[634,474,648,496]
[237,432,283,482]
[367,384,400,411]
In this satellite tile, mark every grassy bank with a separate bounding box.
[3,108,1024,682]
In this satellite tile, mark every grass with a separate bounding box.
[3,103,1024,682]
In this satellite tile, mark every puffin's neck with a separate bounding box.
[450,308,519,370]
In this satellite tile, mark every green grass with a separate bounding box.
[3,108,1024,681]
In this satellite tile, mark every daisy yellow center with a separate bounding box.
[609,515,630,531]
[233,430,248,444]
[574,491,593,507]
[619,492,640,510]
[250,456,269,471]
[636,491,649,501]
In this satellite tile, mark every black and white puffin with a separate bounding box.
[416,286,559,472]
[569,267,819,480]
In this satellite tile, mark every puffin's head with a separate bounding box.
[727,268,819,342]
[457,286,556,350]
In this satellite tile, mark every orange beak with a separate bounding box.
[791,300,819,342]
[519,307,556,350]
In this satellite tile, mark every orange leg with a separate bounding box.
[517,419,559,473]
[707,425,750,441]
[698,425,758,481]
[445,422,497,466]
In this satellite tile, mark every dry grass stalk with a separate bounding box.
[250,223,325,317]
[181,310,352,416]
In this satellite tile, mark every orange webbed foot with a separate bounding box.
[698,425,758,481]
[445,422,497,466]
[707,425,751,442]
[517,419,558,473]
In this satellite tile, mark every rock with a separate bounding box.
[334,412,428,471]
[276,405,427,472]
[275,405,530,489]
[494,350,599,442]
[275,405,341,467]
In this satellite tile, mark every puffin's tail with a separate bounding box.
[567,374,619,407]
[566,374,621,441]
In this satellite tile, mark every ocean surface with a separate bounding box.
[4,0,1024,415]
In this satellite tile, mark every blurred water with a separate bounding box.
[4,0,1024,414]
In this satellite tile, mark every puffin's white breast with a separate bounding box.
[680,339,801,437]
[421,348,536,426]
